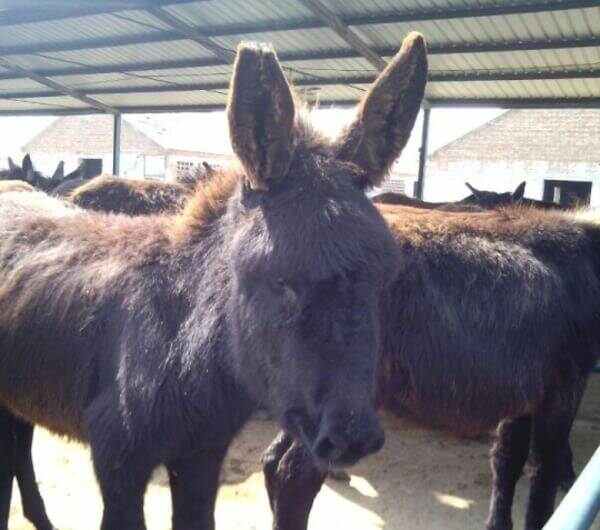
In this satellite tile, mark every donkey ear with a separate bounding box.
[22,154,33,173]
[8,157,18,172]
[334,32,428,188]
[51,161,64,182]
[228,43,296,191]
[512,181,526,200]
[465,182,480,196]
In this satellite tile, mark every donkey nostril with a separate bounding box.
[314,434,346,461]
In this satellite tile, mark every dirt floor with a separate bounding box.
[9,377,600,530]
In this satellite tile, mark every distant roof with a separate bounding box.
[22,114,235,160]
[430,109,600,164]
[23,115,166,155]
[0,0,599,115]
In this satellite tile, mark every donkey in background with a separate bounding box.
[263,201,599,530]
[373,181,568,211]
[0,33,427,530]
[0,155,86,196]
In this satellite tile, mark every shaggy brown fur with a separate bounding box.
[264,202,600,530]
[0,33,427,530]
[68,175,191,215]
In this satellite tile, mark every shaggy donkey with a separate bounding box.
[0,33,427,530]
[263,203,599,530]
[67,175,191,215]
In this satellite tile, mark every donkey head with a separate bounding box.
[462,181,526,209]
[225,33,427,468]
[3,155,47,189]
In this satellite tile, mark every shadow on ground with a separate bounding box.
[9,378,600,530]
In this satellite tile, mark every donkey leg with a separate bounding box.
[0,409,16,530]
[263,432,327,530]
[525,393,579,530]
[94,462,152,530]
[486,416,532,530]
[167,447,227,530]
[13,421,54,530]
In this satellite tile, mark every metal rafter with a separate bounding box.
[3,1,597,58]
[0,57,117,113]
[146,7,234,64]
[0,0,202,27]
[1,36,599,83]
[1,97,600,117]
[3,37,600,84]
[296,0,386,71]
[3,67,600,101]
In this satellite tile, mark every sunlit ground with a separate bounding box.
[9,377,600,530]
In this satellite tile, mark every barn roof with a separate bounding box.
[430,108,600,164]
[23,115,167,155]
[0,0,599,115]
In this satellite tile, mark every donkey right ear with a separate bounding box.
[51,161,65,182]
[8,157,18,172]
[228,43,296,191]
[465,182,481,196]
[22,154,33,173]
[334,32,428,188]
[512,181,526,200]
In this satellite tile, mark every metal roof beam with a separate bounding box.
[145,7,234,64]
[3,67,600,100]
[0,0,202,27]
[428,97,600,109]
[0,58,117,113]
[3,36,599,82]
[2,1,597,57]
[1,97,600,116]
[296,0,386,71]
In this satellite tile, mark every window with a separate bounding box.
[144,156,165,180]
[176,160,194,178]
[543,180,591,207]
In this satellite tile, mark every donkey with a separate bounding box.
[263,202,599,530]
[67,175,191,215]
[372,181,527,211]
[0,155,86,196]
[0,33,427,530]
[0,155,54,191]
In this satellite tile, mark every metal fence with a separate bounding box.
[544,445,600,530]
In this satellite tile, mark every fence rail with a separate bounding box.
[543,445,600,530]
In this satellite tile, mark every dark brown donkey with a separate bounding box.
[67,174,190,215]
[0,33,427,530]
[263,203,599,530]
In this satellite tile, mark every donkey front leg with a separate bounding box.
[263,432,327,530]
[167,447,228,530]
[486,416,531,530]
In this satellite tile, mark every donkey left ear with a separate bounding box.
[334,32,428,188]
[228,43,296,191]
[512,181,526,200]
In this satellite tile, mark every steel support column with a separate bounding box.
[112,113,122,176]
[415,105,431,200]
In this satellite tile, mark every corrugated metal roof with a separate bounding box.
[0,0,598,114]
